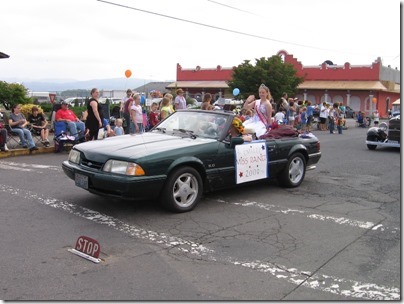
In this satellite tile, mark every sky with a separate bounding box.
[0,0,401,83]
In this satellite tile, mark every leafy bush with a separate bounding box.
[71,106,87,119]
[20,104,44,118]
[40,103,53,113]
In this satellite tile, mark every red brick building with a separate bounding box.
[279,50,400,118]
[167,50,400,117]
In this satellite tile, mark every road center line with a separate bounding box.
[0,184,399,300]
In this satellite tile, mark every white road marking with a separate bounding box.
[217,199,399,234]
[228,259,400,300]
[0,161,61,173]
[1,160,398,233]
[0,184,212,257]
[0,184,399,300]
[0,163,32,171]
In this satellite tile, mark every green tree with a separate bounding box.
[228,55,304,102]
[0,81,31,110]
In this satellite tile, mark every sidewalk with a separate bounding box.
[343,118,357,128]
[0,133,56,159]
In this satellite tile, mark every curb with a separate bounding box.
[0,145,56,159]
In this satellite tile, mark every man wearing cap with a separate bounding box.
[55,100,86,141]
[174,88,187,110]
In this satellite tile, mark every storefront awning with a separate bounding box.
[166,81,229,89]
[298,80,388,91]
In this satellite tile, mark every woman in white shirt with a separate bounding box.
[130,94,144,134]
[319,102,328,131]
[242,84,273,138]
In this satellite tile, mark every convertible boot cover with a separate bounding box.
[259,125,299,139]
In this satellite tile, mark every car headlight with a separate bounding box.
[68,149,81,164]
[103,160,145,176]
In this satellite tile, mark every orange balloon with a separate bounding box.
[125,69,132,78]
[372,97,377,103]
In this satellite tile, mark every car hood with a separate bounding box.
[74,133,217,161]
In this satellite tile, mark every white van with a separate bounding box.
[63,97,87,106]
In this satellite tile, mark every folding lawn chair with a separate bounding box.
[50,103,62,133]
[53,121,84,153]
[100,100,111,123]
[110,106,121,128]
[2,111,21,149]
[29,126,50,147]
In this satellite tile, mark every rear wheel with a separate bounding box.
[279,153,306,187]
[160,166,203,212]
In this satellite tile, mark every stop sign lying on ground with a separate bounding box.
[68,235,102,263]
[74,235,101,258]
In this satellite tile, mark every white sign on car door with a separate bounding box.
[235,141,268,184]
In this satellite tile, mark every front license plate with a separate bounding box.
[75,173,88,189]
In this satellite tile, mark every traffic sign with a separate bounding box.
[49,93,56,104]
[68,235,102,263]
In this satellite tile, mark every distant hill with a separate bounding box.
[17,78,174,92]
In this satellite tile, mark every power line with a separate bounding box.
[206,0,400,60]
[207,0,263,18]
[97,0,398,58]
[96,0,345,53]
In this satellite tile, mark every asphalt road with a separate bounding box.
[0,125,400,301]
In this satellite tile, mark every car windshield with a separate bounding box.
[153,110,230,139]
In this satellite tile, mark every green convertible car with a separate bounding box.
[62,110,321,212]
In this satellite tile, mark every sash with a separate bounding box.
[254,100,268,126]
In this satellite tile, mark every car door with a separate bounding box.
[210,140,237,190]
[213,139,278,190]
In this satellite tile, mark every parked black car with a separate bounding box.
[345,106,355,118]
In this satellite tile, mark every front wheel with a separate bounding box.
[366,135,378,150]
[160,166,203,212]
[279,153,306,187]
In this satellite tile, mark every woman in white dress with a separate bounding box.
[242,84,273,138]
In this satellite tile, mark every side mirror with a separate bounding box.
[230,137,244,148]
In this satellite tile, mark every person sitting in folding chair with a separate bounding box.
[356,111,367,128]
[0,122,8,152]
[8,104,38,151]
[55,100,86,142]
[28,106,50,147]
